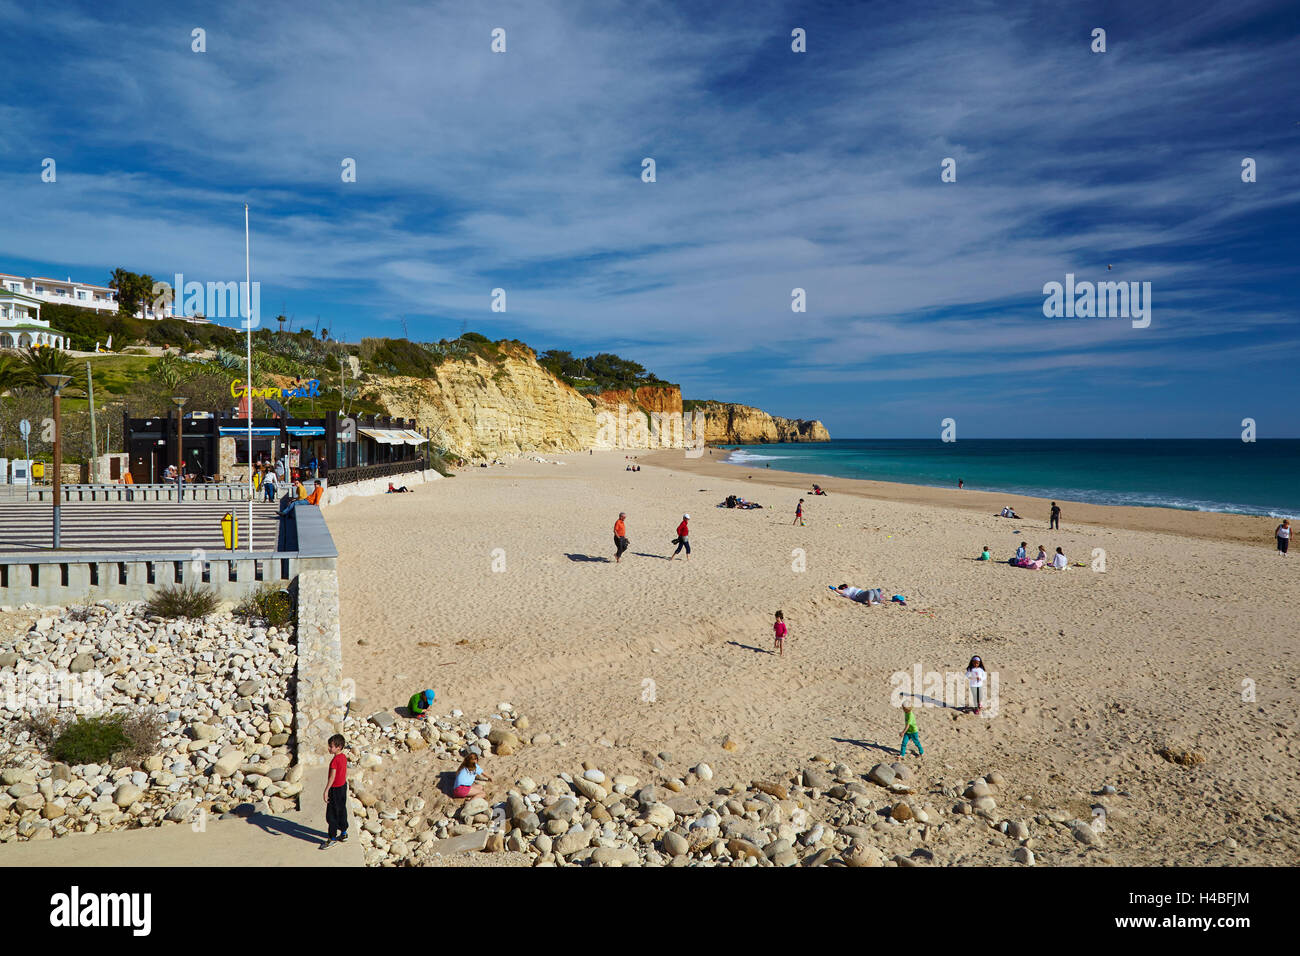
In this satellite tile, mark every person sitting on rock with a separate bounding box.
[453,751,491,799]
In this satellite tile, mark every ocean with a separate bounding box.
[715,439,1299,517]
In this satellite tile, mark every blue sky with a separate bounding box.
[2,0,1298,438]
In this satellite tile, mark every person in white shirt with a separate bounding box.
[1277,519,1291,556]
[966,656,988,715]
[1051,547,1067,569]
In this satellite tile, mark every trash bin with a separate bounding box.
[221,512,238,550]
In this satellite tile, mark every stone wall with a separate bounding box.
[293,568,344,767]
[321,468,442,507]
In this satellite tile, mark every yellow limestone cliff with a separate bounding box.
[691,401,831,445]
[363,344,827,458]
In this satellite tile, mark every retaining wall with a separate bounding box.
[322,468,441,507]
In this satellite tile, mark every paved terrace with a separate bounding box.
[0,501,282,553]
[0,769,363,867]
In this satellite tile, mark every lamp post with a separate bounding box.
[40,374,72,548]
[172,396,188,503]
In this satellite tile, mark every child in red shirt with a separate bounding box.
[322,734,348,848]
[773,610,788,656]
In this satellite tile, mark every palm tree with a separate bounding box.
[18,346,82,390]
[0,354,23,394]
[109,268,136,316]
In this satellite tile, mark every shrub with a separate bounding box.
[428,451,455,478]
[49,711,164,767]
[234,582,293,628]
[145,583,218,619]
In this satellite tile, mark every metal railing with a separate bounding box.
[27,482,255,502]
[329,458,427,487]
[0,503,337,606]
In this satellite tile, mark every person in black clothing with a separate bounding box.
[1049,501,1061,530]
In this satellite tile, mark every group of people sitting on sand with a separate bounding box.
[989,541,1070,569]
[625,464,641,471]
[721,494,762,509]
[809,484,828,496]
[995,505,1022,519]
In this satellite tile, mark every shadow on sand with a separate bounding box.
[725,640,772,655]
[831,736,901,756]
[565,553,611,562]
[243,812,328,845]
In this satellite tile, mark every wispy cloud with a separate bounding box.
[1,0,1297,435]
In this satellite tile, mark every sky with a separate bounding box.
[2,0,1298,438]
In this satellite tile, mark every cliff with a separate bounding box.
[367,345,598,457]
[362,344,827,458]
[690,401,830,445]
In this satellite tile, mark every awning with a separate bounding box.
[358,427,401,445]
[398,429,429,445]
[286,425,325,437]
[219,427,280,437]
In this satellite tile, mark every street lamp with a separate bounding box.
[172,396,188,503]
[40,374,72,548]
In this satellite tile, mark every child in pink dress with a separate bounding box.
[773,610,788,656]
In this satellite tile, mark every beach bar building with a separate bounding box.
[124,409,428,485]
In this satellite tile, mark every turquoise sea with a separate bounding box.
[714,440,1299,517]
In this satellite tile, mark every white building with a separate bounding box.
[0,289,68,349]
[0,271,174,319]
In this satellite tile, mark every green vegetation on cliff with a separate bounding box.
[537,350,673,393]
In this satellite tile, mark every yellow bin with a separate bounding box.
[32,462,45,479]
[221,512,238,550]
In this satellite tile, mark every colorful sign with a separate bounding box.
[230,379,321,400]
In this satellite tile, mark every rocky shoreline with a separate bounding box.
[342,704,1119,867]
[3,603,1120,865]
[0,602,300,842]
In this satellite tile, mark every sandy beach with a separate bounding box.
[326,449,1300,866]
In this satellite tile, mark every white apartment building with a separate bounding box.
[0,271,174,319]
[0,289,68,349]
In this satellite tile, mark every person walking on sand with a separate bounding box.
[614,512,629,563]
[773,610,788,656]
[966,656,988,715]
[793,498,805,526]
[670,514,691,560]
[453,751,492,799]
[321,733,349,848]
[1049,501,1061,530]
[900,701,923,756]
[1276,519,1291,556]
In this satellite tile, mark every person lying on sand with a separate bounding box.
[832,584,885,606]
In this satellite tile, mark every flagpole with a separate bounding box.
[245,203,254,553]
